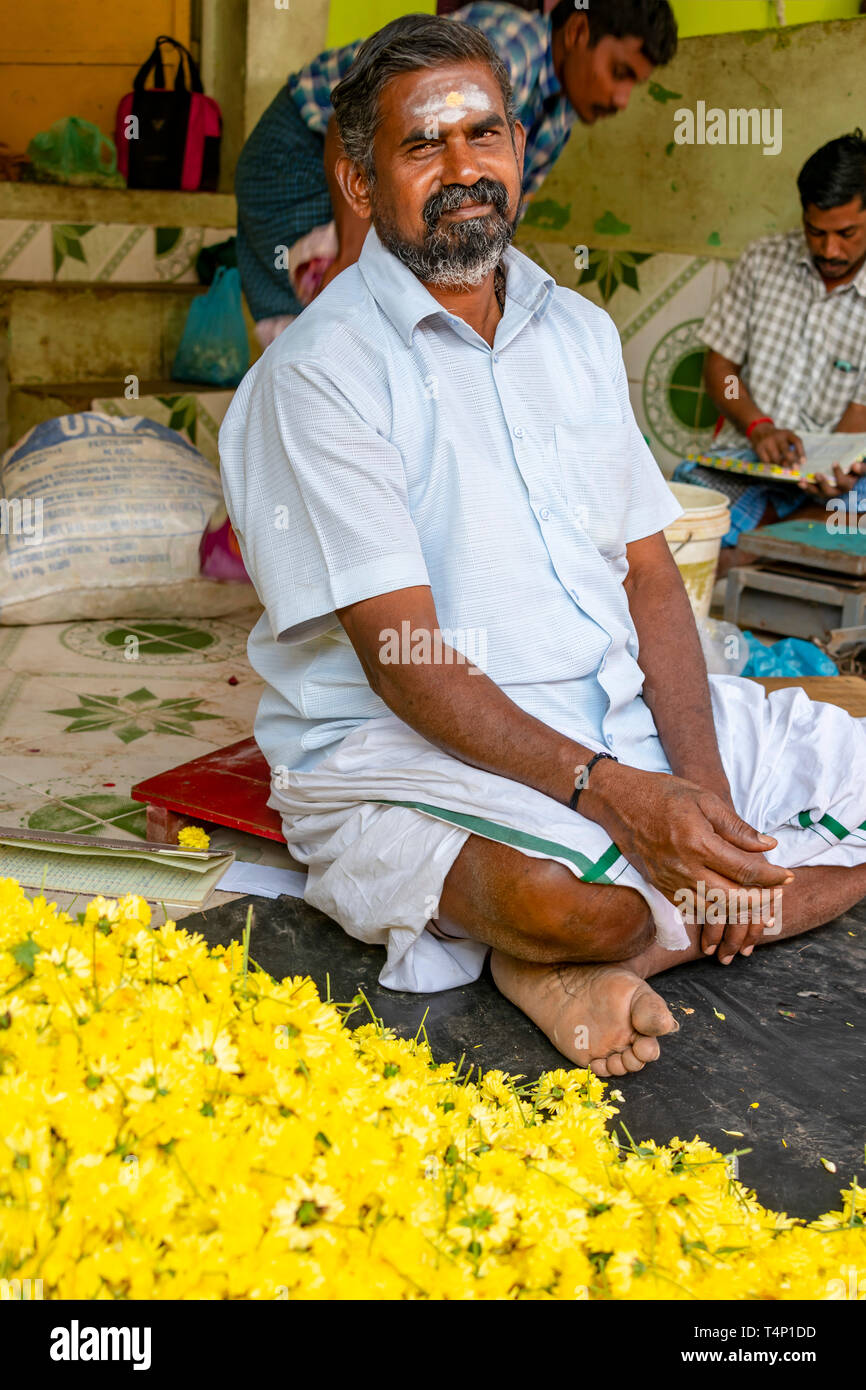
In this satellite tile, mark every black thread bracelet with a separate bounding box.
[569,750,618,811]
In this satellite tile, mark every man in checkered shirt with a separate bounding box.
[235,0,677,346]
[675,130,866,556]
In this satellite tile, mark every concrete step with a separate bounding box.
[7,282,208,385]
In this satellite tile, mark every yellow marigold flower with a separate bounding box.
[0,880,864,1301]
[177,826,211,850]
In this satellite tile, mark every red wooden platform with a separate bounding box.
[131,737,283,844]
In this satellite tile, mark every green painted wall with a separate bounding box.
[516,16,866,260]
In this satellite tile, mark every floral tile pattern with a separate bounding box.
[46,688,223,743]
[0,606,283,918]
[25,791,148,838]
[0,221,233,284]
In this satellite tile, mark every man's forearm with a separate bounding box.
[371,647,598,806]
[704,350,763,437]
[626,536,732,803]
[339,588,609,812]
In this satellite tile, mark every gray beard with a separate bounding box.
[373,198,515,291]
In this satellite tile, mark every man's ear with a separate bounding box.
[512,119,527,184]
[563,10,590,52]
[334,155,373,222]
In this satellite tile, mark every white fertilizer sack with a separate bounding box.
[0,412,257,623]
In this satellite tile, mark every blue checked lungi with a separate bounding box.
[234,88,333,322]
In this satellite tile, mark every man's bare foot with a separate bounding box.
[491,951,679,1077]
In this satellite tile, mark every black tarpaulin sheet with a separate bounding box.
[184,892,866,1220]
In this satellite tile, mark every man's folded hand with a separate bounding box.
[580,762,793,961]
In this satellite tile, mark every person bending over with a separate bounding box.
[234,0,677,347]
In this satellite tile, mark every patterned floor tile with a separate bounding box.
[1,611,261,679]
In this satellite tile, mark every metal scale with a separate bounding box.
[724,518,866,640]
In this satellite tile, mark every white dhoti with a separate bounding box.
[267,675,866,993]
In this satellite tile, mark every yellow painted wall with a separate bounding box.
[671,0,860,37]
[324,0,861,47]
[1,1,192,155]
[326,0,435,49]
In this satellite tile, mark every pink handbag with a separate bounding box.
[116,35,221,191]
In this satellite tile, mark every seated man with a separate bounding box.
[675,130,866,559]
[219,15,866,1079]
[234,0,677,346]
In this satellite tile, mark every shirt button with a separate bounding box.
[539,506,551,520]
[493,354,500,363]
[513,425,525,438]
[605,734,614,748]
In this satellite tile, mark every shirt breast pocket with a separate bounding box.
[814,339,863,425]
[554,421,630,560]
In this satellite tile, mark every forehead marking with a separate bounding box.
[410,84,491,126]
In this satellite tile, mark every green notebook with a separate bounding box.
[0,827,234,907]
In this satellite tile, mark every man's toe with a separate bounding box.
[631,983,677,1039]
[631,1033,661,1063]
[620,1045,646,1072]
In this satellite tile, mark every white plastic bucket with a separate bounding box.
[664,482,731,620]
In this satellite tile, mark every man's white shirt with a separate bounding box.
[219,226,682,774]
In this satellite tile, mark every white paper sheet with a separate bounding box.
[216,860,308,900]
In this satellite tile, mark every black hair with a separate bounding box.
[331,13,515,181]
[549,0,677,66]
[797,129,866,212]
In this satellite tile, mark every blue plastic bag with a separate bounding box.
[172,266,249,387]
[740,631,838,679]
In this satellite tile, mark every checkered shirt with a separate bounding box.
[286,1,577,197]
[701,229,866,451]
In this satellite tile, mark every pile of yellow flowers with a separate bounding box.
[0,878,863,1300]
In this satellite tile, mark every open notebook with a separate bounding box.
[686,431,866,484]
[0,827,234,907]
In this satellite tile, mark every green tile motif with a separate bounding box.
[100,622,217,656]
[668,349,717,431]
[28,793,147,838]
[642,318,719,458]
[52,224,94,275]
[157,394,198,445]
[58,617,246,665]
[155,227,184,257]
[47,689,220,743]
[578,248,652,303]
